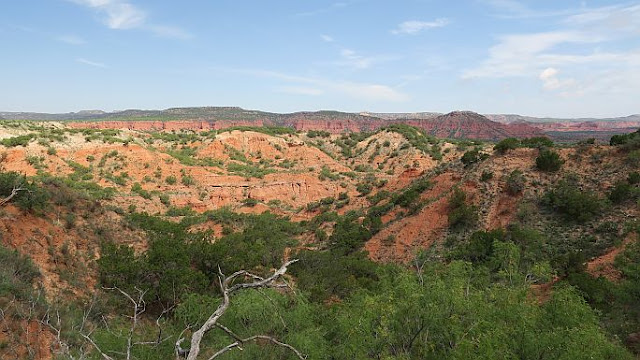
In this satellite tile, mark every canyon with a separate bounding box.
[4,107,639,142]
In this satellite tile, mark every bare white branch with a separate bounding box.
[0,185,26,207]
[184,259,302,360]
[80,332,115,360]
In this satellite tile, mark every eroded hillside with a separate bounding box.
[1,121,639,359]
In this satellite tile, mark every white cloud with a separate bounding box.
[339,49,374,69]
[69,0,191,38]
[330,82,409,102]
[57,34,86,45]
[462,31,601,78]
[465,3,640,105]
[539,67,574,90]
[71,0,145,29]
[333,48,400,70]
[481,0,578,19]
[222,67,409,103]
[76,58,108,68]
[276,86,324,96]
[320,34,334,42]
[391,19,449,35]
[564,4,640,34]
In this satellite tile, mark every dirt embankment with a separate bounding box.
[366,172,473,263]
[587,233,637,281]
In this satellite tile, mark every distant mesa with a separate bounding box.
[1,107,638,141]
[424,111,544,141]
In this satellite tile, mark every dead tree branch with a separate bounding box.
[183,259,303,360]
[102,286,148,360]
[0,185,25,207]
[80,332,115,360]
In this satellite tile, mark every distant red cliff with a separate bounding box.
[68,111,544,141]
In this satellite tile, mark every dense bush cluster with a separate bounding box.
[505,169,525,195]
[0,134,35,147]
[460,148,489,167]
[382,124,441,159]
[494,136,554,154]
[536,149,564,172]
[307,130,330,138]
[0,171,50,212]
[610,129,640,148]
[0,244,40,300]
[541,179,607,223]
[494,137,520,154]
[448,188,478,230]
[99,211,302,308]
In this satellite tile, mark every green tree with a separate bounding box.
[536,149,563,172]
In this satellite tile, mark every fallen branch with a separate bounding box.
[0,185,25,207]
[183,259,303,360]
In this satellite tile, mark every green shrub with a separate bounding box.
[226,162,274,178]
[0,134,35,147]
[461,148,488,167]
[307,130,330,138]
[610,129,640,149]
[505,169,525,195]
[536,149,563,172]
[448,188,478,230]
[0,172,50,213]
[356,182,373,196]
[165,175,177,185]
[542,180,606,223]
[319,166,340,181]
[494,138,520,154]
[608,181,635,204]
[290,250,378,303]
[627,150,640,166]
[330,211,372,255]
[628,172,640,184]
[0,244,40,300]
[480,170,493,182]
[382,124,437,156]
[315,228,328,241]
[450,229,505,264]
[242,198,258,207]
[165,206,196,216]
[159,194,171,206]
[521,137,554,148]
[131,182,152,199]
[181,174,195,186]
[306,201,321,212]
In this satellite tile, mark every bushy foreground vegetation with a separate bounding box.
[4,198,627,359]
[73,211,639,358]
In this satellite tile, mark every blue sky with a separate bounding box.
[1,0,639,117]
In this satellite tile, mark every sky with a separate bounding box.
[1,0,639,118]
